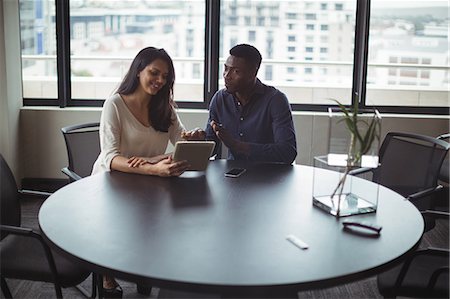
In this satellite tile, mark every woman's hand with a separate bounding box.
[181,128,206,141]
[153,156,190,177]
[127,156,149,168]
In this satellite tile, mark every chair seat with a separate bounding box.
[0,234,91,288]
[377,254,449,298]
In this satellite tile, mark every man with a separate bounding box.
[185,44,297,164]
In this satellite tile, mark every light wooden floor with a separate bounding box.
[2,196,448,299]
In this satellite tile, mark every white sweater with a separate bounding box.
[92,93,185,174]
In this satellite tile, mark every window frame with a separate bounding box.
[22,0,449,115]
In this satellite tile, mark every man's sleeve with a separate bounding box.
[247,92,297,164]
[205,93,222,157]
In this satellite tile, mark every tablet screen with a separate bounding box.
[172,141,216,171]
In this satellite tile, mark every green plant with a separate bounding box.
[329,97,381,216]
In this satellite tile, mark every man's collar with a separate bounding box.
[253,78,264,95]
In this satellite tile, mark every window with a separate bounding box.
[19,0,447,114]
[20,0,205,104]
[219,0,356,105]
[305,13,316,20]
[367,0,449,108]
[422,58,431,65]
[306,24,315,30]
[70,1,205,103]
[248,30,256,42]
[335,3,343,11]
[20,0,57,99]
[320,35,328,43]
[286,13,297,19]
[193,63,201,79]
[389,56,398,64]
[401,57,419,64]
[257,16,265,26]
[265,65,273,81]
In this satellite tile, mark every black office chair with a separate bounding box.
[351,131,450,212]
[61,123,153,296]
[377,209,449,298]
[61,122,100,182]
[436,133,450,181]
[0,154,96,298]
[351,132,450,298]
[435,133,449,210]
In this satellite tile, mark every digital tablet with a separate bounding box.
[172,141,216,171]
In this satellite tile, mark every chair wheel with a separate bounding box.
[137,284,152,295]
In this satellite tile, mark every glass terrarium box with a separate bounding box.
[312,107,381,217]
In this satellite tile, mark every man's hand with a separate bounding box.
[210,120,250,155]
[181,128,206,140]
[210,120,234,148]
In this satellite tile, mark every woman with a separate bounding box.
[92,47,190,297]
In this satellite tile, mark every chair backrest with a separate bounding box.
[374,132,450,198]
[436,133,449,184]
[0,154,21,236]
[61,122,100,180]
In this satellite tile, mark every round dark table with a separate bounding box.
[39,160,424,296]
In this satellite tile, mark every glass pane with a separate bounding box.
[367,0,449,107]
[219,0,357,105]
[70,0,205,102]
[20,0,57,99]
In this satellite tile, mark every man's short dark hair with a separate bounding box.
[229,44,262,73]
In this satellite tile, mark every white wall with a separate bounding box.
[20,107,449,179]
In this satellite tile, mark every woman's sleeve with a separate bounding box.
[99,98,122,171]
[169,109,186,145]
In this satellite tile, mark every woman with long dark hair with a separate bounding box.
[92,47,190,297]
[92,47,190,178]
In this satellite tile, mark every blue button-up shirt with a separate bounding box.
[205,79,297,164]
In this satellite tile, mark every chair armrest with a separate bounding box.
[19,189,52,198]
[0,224,61,285]
[421,210,450,220]
[407,185,443,201]
[349,167,374,176]
[394,247,449,289]
[61,167,82,181]
[425,247,450,256]
[428,266,449,290]
[1,224,34,236]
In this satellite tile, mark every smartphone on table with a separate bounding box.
[224,168,246,178]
